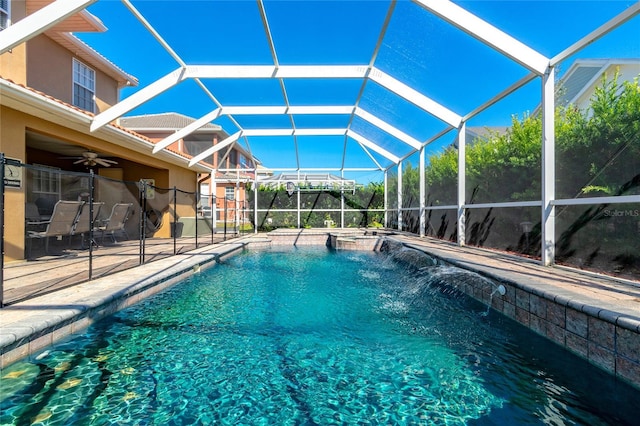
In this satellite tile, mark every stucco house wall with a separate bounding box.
[26,34,120,112]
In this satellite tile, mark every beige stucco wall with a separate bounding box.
[0,1,27,84]
[26,35,119,111]
[0,105,199,260]
[0,107,27,262]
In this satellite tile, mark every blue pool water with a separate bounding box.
[1,247,638,425]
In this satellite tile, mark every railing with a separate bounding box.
[0,157,250,307]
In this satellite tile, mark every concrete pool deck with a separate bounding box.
[1,229,639,390]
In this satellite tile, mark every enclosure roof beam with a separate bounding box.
[0,0,97,55]
[182,65,368,79]
[241,129,347,137]
[152,108,222,153]
[550,2,640,66]
[189,131,242,166]
[369,68,462,127]
[347,130,400,164]
[122,0,185,67]
[218,106,354,115]
[413,0,549,75]
[355,107,422,150]
[92,65,369,132]
[463,72,538,122]
[91,67,187,131]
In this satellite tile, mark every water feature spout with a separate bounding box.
[481,284,506,316]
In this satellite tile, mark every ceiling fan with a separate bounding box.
[64,151,118,167]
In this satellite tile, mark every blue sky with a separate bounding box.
[78,0,640,183]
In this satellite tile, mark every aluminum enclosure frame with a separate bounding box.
[4,0,639,269]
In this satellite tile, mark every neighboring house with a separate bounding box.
[0,0,210,260]
[556,58,640,111]
[120,113,260,223]
[454,59,640,149]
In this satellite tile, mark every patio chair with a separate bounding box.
[26,200,83,256]
[25,202,47,233]
[98,203,132,243]
[25,202,42,222]
[71,201,104,248]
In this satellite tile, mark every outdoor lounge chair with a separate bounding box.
[26,200,83,256]
[25,202,46,232]
[98,203,132,243]
[71,201,104,248]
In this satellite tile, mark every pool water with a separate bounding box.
[1,247,638,425]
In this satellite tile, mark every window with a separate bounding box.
[32,165,61,196]
[225,186,235,200]
[0,0,9,31]
[229,149,238,168]
[240,154,252,169]
[73,59,96,112]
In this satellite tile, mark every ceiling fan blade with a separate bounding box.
[101,159,118,164]
[93,159,112,167]
[73,159,86,164]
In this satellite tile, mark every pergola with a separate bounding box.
[2,0,639,267]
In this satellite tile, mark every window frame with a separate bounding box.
[225,186,235,201]
[32,165,61,198]
[0,0,10,31]
[72,58,96,112]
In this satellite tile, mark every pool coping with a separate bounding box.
[0,240,247,368]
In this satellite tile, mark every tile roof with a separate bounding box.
[119,113,225,132]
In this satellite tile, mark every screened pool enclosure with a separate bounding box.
[2,0,639,279]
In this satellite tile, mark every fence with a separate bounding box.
[0,158,250,307]
[248,186,385,230]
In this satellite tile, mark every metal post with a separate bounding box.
[194,188,199,247]
[88,170,94,280]
[397,162,403,231]
[419,147,426,237]
[235,181,239,235]
[173,186,177,255]
[253,177,258,234]
[224,197,228,241]
[457,122,466,246]
[383,170,388,228]
[541,66,556,266]
[0,154,5,307]
[340,170,345,228]
[212,178,217,235]
[297,171,301,229]
[139,180,146,265]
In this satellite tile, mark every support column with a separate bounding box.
[235,179,240,233]
[253,176,258,233]
[340,170,345,228]
[541,66,556,266]
[419,147,426,237]
[297,170,301,229]
[457,122,466,246]
[212,176,217,232]
[397,162,403,231]
[384,170,388,228]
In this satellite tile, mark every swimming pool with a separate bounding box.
[1,247,638,424]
